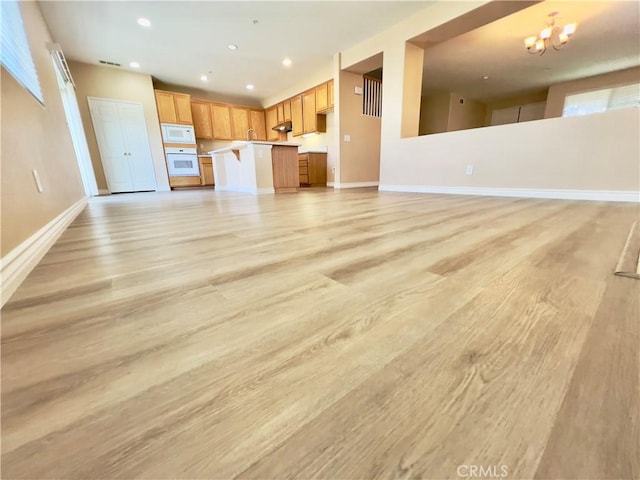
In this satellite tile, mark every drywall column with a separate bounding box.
[401,42,424,138]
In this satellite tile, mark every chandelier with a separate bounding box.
[524,12,577,55]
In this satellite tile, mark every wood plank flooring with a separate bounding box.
[1,188,638,479]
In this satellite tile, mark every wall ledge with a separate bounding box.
[378,185,640,203]
[1,197,88,307]
[334,182,380,189]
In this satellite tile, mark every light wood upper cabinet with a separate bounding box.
[210,103,233,140]
[316,83,329,113]
[231,107,251,140]
[265,106,279,142]
[327,79,334,110]
[283,100,291,122]
[249,109,267,141]
[303,89,327,135]
[291,95,304,137]
[154,90,192,125]
[190,100,213,139]
[155,90,177,124]
[174,93,193,124]
[276,103,285,124]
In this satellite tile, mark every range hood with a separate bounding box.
[272,121,292,133]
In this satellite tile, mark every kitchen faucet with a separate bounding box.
[246,129,257,141]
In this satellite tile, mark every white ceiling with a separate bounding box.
[421,1,640,103]
[39,1,432,104]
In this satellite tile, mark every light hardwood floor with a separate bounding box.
[2,189,638,479]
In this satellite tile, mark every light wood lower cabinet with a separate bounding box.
[272,146,300,192]
[169,176,201,187]
[199,157,214,186]
[299,152,327,187]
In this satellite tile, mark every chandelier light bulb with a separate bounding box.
[524,36,536,48]
[535,40,545,51]
[563,23,576,35]
[540,27,552,40]
[558,32,569,44]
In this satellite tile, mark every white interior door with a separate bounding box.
[88,97,157,193]
[118,103,157,191]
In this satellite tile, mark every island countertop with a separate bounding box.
[209,141,300,155]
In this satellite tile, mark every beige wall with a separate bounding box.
[419,92,450,135]
[447,93,486,132]
[378,108,639,192]
[338,71,381,185]
[1,1,85,257]
[545,66,640,118]
[69,61,170,192]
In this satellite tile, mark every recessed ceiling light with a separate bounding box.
[129,61,140,68]
[282,58,292,67]
[246,84,254,90]
[227,44,238,50]
[137,17,151,27]
[482,75,489,80]
[201,75,208,82]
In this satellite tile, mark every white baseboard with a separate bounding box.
[215,185,275,195]
[378,185,640,203]
[1,197,88,307]
[327,182,335,187]
[334,181,379,189]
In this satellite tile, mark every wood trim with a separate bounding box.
[0,197,88,307]
[162,143,198,149]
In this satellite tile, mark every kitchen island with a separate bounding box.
[209,141,300,194]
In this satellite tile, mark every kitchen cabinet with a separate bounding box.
[154,90,192,125]
[276,103,285,124]
[199,156,214,186]
[265,106,279,142]
[327,79,334,110]
[169,176,201,187]
[303,89,327,135]
[231,107,251,140]
[298,152,327,187]
[190,100,213,139]
[249,109,267,141]
[211,103,233,140]
[283,100,291,121]
[316,83,329,112]
[291,95,304,137]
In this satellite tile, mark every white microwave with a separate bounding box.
[161,123,196,144]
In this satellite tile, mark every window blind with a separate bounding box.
[1,0,44,104]
[562,82,639,117]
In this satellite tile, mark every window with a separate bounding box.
[562,82,639,117]
[0,0,44,104]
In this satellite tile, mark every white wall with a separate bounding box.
[379,108,639,200]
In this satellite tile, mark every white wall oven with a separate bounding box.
[165,147,199,176]
[161,123,195,144]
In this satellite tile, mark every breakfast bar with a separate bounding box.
[209,141,300,194]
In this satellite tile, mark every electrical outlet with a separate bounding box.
[32,169,44,192]
[332,167,336,174]
[344,134,351,142]
[465,165,474,175]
